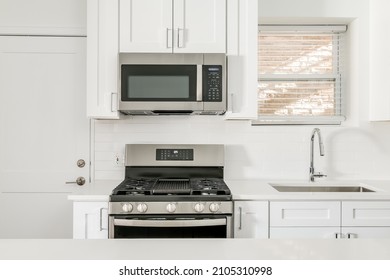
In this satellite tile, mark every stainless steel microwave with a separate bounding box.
[118,53,226,115]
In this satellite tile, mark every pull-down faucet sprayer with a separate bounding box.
[309,128,327,182]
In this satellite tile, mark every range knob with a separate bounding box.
[209,203,220,213]
[166,203,177,213]
[194,203,205,213]
[122,203,133,213]
[137,203,148,213]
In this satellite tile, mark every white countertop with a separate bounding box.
[68,179,390,201]
[1,239,390,260]
[67,180,121,202]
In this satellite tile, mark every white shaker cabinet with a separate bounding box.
[269,201,341,239]
[87,0,119,119]
[119,0,226,53]
[73,202,109,239]
[369,0,390,121]
[225,0,258,119]
[341,201,390,238]
[269,200,390,239]
[234,201,269,238]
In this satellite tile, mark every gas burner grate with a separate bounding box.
[191,178,231,195]
[153,179,191,194]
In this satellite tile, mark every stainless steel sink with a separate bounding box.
[271,185,375,193]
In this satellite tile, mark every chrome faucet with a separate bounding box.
[309,128,327,182]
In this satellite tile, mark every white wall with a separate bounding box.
[0,0,86,35]
[94,0,390,182]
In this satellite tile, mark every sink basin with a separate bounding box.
[270,184,375,193]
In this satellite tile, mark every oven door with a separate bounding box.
[109,215,232,239]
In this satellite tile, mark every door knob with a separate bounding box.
[77,159,86,168]
[66,177,86,186]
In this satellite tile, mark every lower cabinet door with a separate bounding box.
[234,201,269,238]
[73,202,109,239]
[270,227,340,239]
[342,227,390,238]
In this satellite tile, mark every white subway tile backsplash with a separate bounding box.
[93,118,390,181]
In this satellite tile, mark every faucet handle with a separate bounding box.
[310,172,327,182]
[313,172,327,178]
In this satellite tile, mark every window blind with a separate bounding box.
[256,25,347,124]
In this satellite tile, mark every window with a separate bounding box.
[256,25,347,124]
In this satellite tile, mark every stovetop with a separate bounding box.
[110,177,231,202]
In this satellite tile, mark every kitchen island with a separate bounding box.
[1,238,390,260]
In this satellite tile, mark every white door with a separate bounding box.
[119,0,173,53]
[173,0,226,53]
[0,36,89,238]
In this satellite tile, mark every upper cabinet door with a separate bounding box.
[173,0,226,53]
[119,0,226,53]
[369,0,390,121]
[87,0,119,119]
[119,0,173,53]
[225,0,258,120]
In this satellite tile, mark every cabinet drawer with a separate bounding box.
[270,201,341,227]
[342,227,390,238]
[270,227,340,239]
[342,201,390,226]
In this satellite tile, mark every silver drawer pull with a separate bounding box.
[99,208,108,231]
[166,28,172,49]
[239,206,243,230]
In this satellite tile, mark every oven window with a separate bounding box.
[111,216,229,238]
[128,76,189,99]
[114,224,227,238]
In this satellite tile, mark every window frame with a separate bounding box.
[254,24,347,125]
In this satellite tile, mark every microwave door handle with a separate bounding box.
[197,65,203,101]
[113,218,226,228]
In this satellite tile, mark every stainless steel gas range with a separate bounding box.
[108,144,233,239]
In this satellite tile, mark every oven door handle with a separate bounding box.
[113,218,226,228]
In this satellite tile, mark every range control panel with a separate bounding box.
[203,65,222,102]
[156,149,194,161]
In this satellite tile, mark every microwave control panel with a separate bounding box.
[203,65,222,102]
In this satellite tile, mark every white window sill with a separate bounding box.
[251,116,345,126]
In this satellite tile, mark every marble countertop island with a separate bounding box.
[1,238,390,260]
